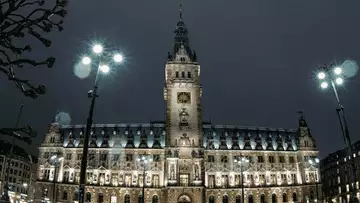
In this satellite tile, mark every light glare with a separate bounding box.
[113,54,123,63]
[334,67,342,75]
[317,72,326,80]
[92,44,103,54]
[335,77,343,85]
[99,64,110,73]
[82,56,91,65]
[320,82,328,89]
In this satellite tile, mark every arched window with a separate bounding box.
[98,193,104,203]
[209,196,215,203]
[272,194,277,203]
[292,193,297,202]
[86,192,91,202]
[222,195,228,203]
[248,195,254,203]
[124,194,130,203]
[187,72,191,78]
[73,191,78,201]
[62,191,68,200]
[310,190,314,200]
[152,195,158,203]
[282,193,287,202]
[235,195,241,203]
[260,194,265,203]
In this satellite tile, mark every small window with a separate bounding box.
[181,72,185,78]
[207,156,215,162]
[62,191,68,200]
[268,156,275,163]
[187,72,191,78]
[220,156,228,163]
[289,156,295,163]
[258,156,264,163]
[279,156,285,163]
[175,71,179,78]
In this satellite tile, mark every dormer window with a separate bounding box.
[175,71,179,78]
[50,137,55,143]
[180,57,185,61]
[187,72,191,78]
[181,72,185,78]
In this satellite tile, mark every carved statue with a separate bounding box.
[178,108,189,126]
[194,165,199,179]
[170,164,175,179]
[180,133,191,146]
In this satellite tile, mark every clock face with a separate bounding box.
[177,92,191,104]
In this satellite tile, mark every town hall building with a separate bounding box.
[35,6,321,203]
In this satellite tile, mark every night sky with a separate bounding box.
[1,1,360,157]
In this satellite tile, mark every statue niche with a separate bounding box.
[179,133,191,147]
[179,108,190,130]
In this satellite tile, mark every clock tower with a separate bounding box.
[163,5,204,202]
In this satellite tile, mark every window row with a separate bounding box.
[207,155,296,163]
[59,191,159,203]
[209,193,298,203]
[175,71,192,79]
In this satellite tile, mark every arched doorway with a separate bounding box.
[178,194,191,203]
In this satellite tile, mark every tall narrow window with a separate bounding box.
[181,72,185,78]
[187,72,191,78]
[176,71,179,78]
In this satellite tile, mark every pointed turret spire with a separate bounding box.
[170,5,194,62]
[179,4,183,20]
[297,111,308,127]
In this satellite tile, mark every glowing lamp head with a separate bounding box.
[315,158,320,163]
[113,54,123,63]
[99,64,110,73]
[82,56,91,65]
[317,72,326,80]
[333,67,342,75]
[92,44,103,54]
[320,82,328,89]
[335,77,343,85]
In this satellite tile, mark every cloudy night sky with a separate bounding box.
[1,0,360,157]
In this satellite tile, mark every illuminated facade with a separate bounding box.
[321,140,360,203]
[35,6,321,203]
[0,140,38,203]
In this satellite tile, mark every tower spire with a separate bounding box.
[179,4,183,20]
[169,5,195,62]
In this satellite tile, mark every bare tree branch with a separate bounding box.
[0,0,67,98]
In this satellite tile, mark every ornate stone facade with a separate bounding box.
[35,6,321,203]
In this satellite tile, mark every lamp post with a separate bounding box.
[137,154,153,203]
[316,63,358,203]
[308,158,320,202]
[78,43,124,203]
[49,155,63,203]
[233,156,249,203]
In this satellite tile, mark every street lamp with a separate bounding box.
[49,155,63,203]
[78,43,124,203]
[137,154,153,203]
[316,63,358,203]
[234,156,249,203]
[308,158,320,202]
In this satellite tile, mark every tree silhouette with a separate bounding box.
[0,0,67,98]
